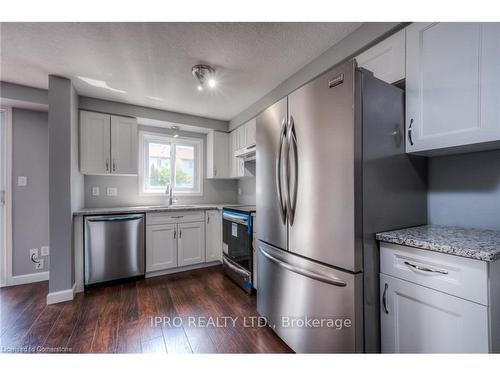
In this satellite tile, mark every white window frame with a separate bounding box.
[138,131,203,196]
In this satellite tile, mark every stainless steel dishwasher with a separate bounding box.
[84,214,145,286]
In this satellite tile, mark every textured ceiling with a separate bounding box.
[0,22,361,120]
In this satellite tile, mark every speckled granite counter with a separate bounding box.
[376,225,500,262]
[73,203,241,216]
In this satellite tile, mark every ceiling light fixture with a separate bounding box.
[171,126,180,138]
[192,64,217,91]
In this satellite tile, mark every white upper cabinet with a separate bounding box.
[406,22,500,155]
[244,118,256,147]
[228,117,256,178]
[111,115,138,175]
[206,131,230,179]
[80,111,111,174]
[80,110,138,175]
[356,29,406,84]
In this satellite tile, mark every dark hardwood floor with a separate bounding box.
[0,266,291,354]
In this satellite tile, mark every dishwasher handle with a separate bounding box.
[86,214,144,222]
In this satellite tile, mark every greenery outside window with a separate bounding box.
[139,131,203,196]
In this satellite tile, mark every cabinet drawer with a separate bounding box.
[380,242,488,305]
[146,211,205,225]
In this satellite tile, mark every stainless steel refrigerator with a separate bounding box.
[256,60,427,353]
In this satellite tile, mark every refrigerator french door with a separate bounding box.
[256,60,427,353]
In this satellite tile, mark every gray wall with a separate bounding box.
[237,177,256,205]
[79,96,228,132]
[428,149,500,230]
[229,22,404,129]
[48,76,83,293]
[11,109,49,276]
[84,125,238,208]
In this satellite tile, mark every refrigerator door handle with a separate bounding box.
[259,247,347,287]
[276,118,288,224]
[285,116,298,225]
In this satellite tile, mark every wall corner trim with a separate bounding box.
[46,283,76,305]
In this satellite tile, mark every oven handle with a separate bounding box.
[222,212,249,226]
[223,256,251,277]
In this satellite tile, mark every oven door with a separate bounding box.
[222,210,252,271]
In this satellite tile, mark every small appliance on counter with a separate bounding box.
[221,205,256,293]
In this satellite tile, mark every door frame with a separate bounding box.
[0,106,13,287]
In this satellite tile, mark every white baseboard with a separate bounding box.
[5,271,49,286]
[46,283,76,305]
[146,261,221,278]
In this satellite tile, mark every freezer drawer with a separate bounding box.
[85,214,145,285]
[256,242,363,353]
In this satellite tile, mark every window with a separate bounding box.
[139,132,203,196]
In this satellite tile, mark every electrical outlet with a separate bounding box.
[41,246,50,256]
[107,187,118,196]
[91,186,100,196]
[35,258,44,270]
[29,248,39,261]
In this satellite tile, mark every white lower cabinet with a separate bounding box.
[146,210,216,273]
[380,273,488,353]
[380,242,499,353]
[146,223,178,272]
[205,210,222,262]
[177,221,205,267]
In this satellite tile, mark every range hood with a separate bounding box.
[234,145,256,162]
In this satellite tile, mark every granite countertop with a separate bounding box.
[73,203,242,216]
[376,225,500,262]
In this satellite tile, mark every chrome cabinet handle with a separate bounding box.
[173,229,176,239]
[408,118,414,146]
[382,283,389,314]
[112,159,116,172]
[207,215,210,224]
[404,261,448,275]
[105,158,109,172]
[179,229,182,238]
[275,119,287,224]
[285,116,298,226]
[259,247,347,287]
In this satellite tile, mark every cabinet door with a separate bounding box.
[110,115,138,175]
[80,111,111,174]
[356,29,405,84]
[244,118,256,147]
[178,221,205,266]
[205,210,222,262]
[206,131,229,179]
[146,224,178,272]
[236,125,246,150]
[406,23,500,154]
[380,274,488,353]
[229,130,238,177]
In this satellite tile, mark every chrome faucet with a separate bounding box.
[165,183,175,206]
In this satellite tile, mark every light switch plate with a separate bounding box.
[41,246,50,256]
[18,176,27,186]
[107,187,118,196]
[91,186,100,196]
